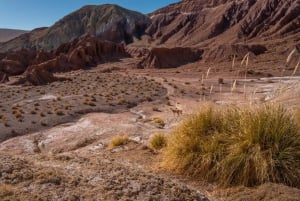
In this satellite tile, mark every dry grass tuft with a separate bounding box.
[108,135,129,149]
[149,133,167,150]
[162,104,300,187]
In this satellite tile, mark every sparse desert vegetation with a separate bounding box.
[0,68,167,142]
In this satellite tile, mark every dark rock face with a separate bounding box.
[137,47,203,68]
[0,5,150,52]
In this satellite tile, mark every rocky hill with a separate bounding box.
[0,4,150,52]
[125,0,299,64]
[0,28,28,43]
[145,0,300,47]
[1,0,299,67]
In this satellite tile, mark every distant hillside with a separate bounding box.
[0,28,28,42]
[0,4,150,52]
[145,0,300,47]
[1,0,299,59]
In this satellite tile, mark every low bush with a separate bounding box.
[162,104,300,187]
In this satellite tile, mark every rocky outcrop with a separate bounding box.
[25,66,58,85]
[23,35,128,85]
[137,47,203,68]
[0,49,55,83]
[0,5,150,52]
[0,35,128,85]
[0,59,25,75]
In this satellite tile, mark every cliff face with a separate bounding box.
[0,4,150,52]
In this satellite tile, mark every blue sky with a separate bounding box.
[0,0,179,30]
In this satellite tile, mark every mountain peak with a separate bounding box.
[0,4,150,52]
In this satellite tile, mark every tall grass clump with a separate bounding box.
[162,104,300,187]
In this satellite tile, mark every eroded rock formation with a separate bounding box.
[137,47,203,68]
[0,35,127,85]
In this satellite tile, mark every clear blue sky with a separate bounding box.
[0,0,179,30]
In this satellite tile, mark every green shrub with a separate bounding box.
[149,133,167,150]
[162,104,300,187]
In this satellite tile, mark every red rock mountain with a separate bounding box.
[130,0,300,66]
[145,0,299,47]
[0,1,299,73]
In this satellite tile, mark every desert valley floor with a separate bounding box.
[0,58,299,201]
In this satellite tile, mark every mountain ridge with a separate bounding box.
[0,28,29,43]
[0,0,299,65]
[0,4,150,52]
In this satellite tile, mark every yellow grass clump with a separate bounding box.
[108,135,129,149]
[161,104,300,187]
[149,133,167,150]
